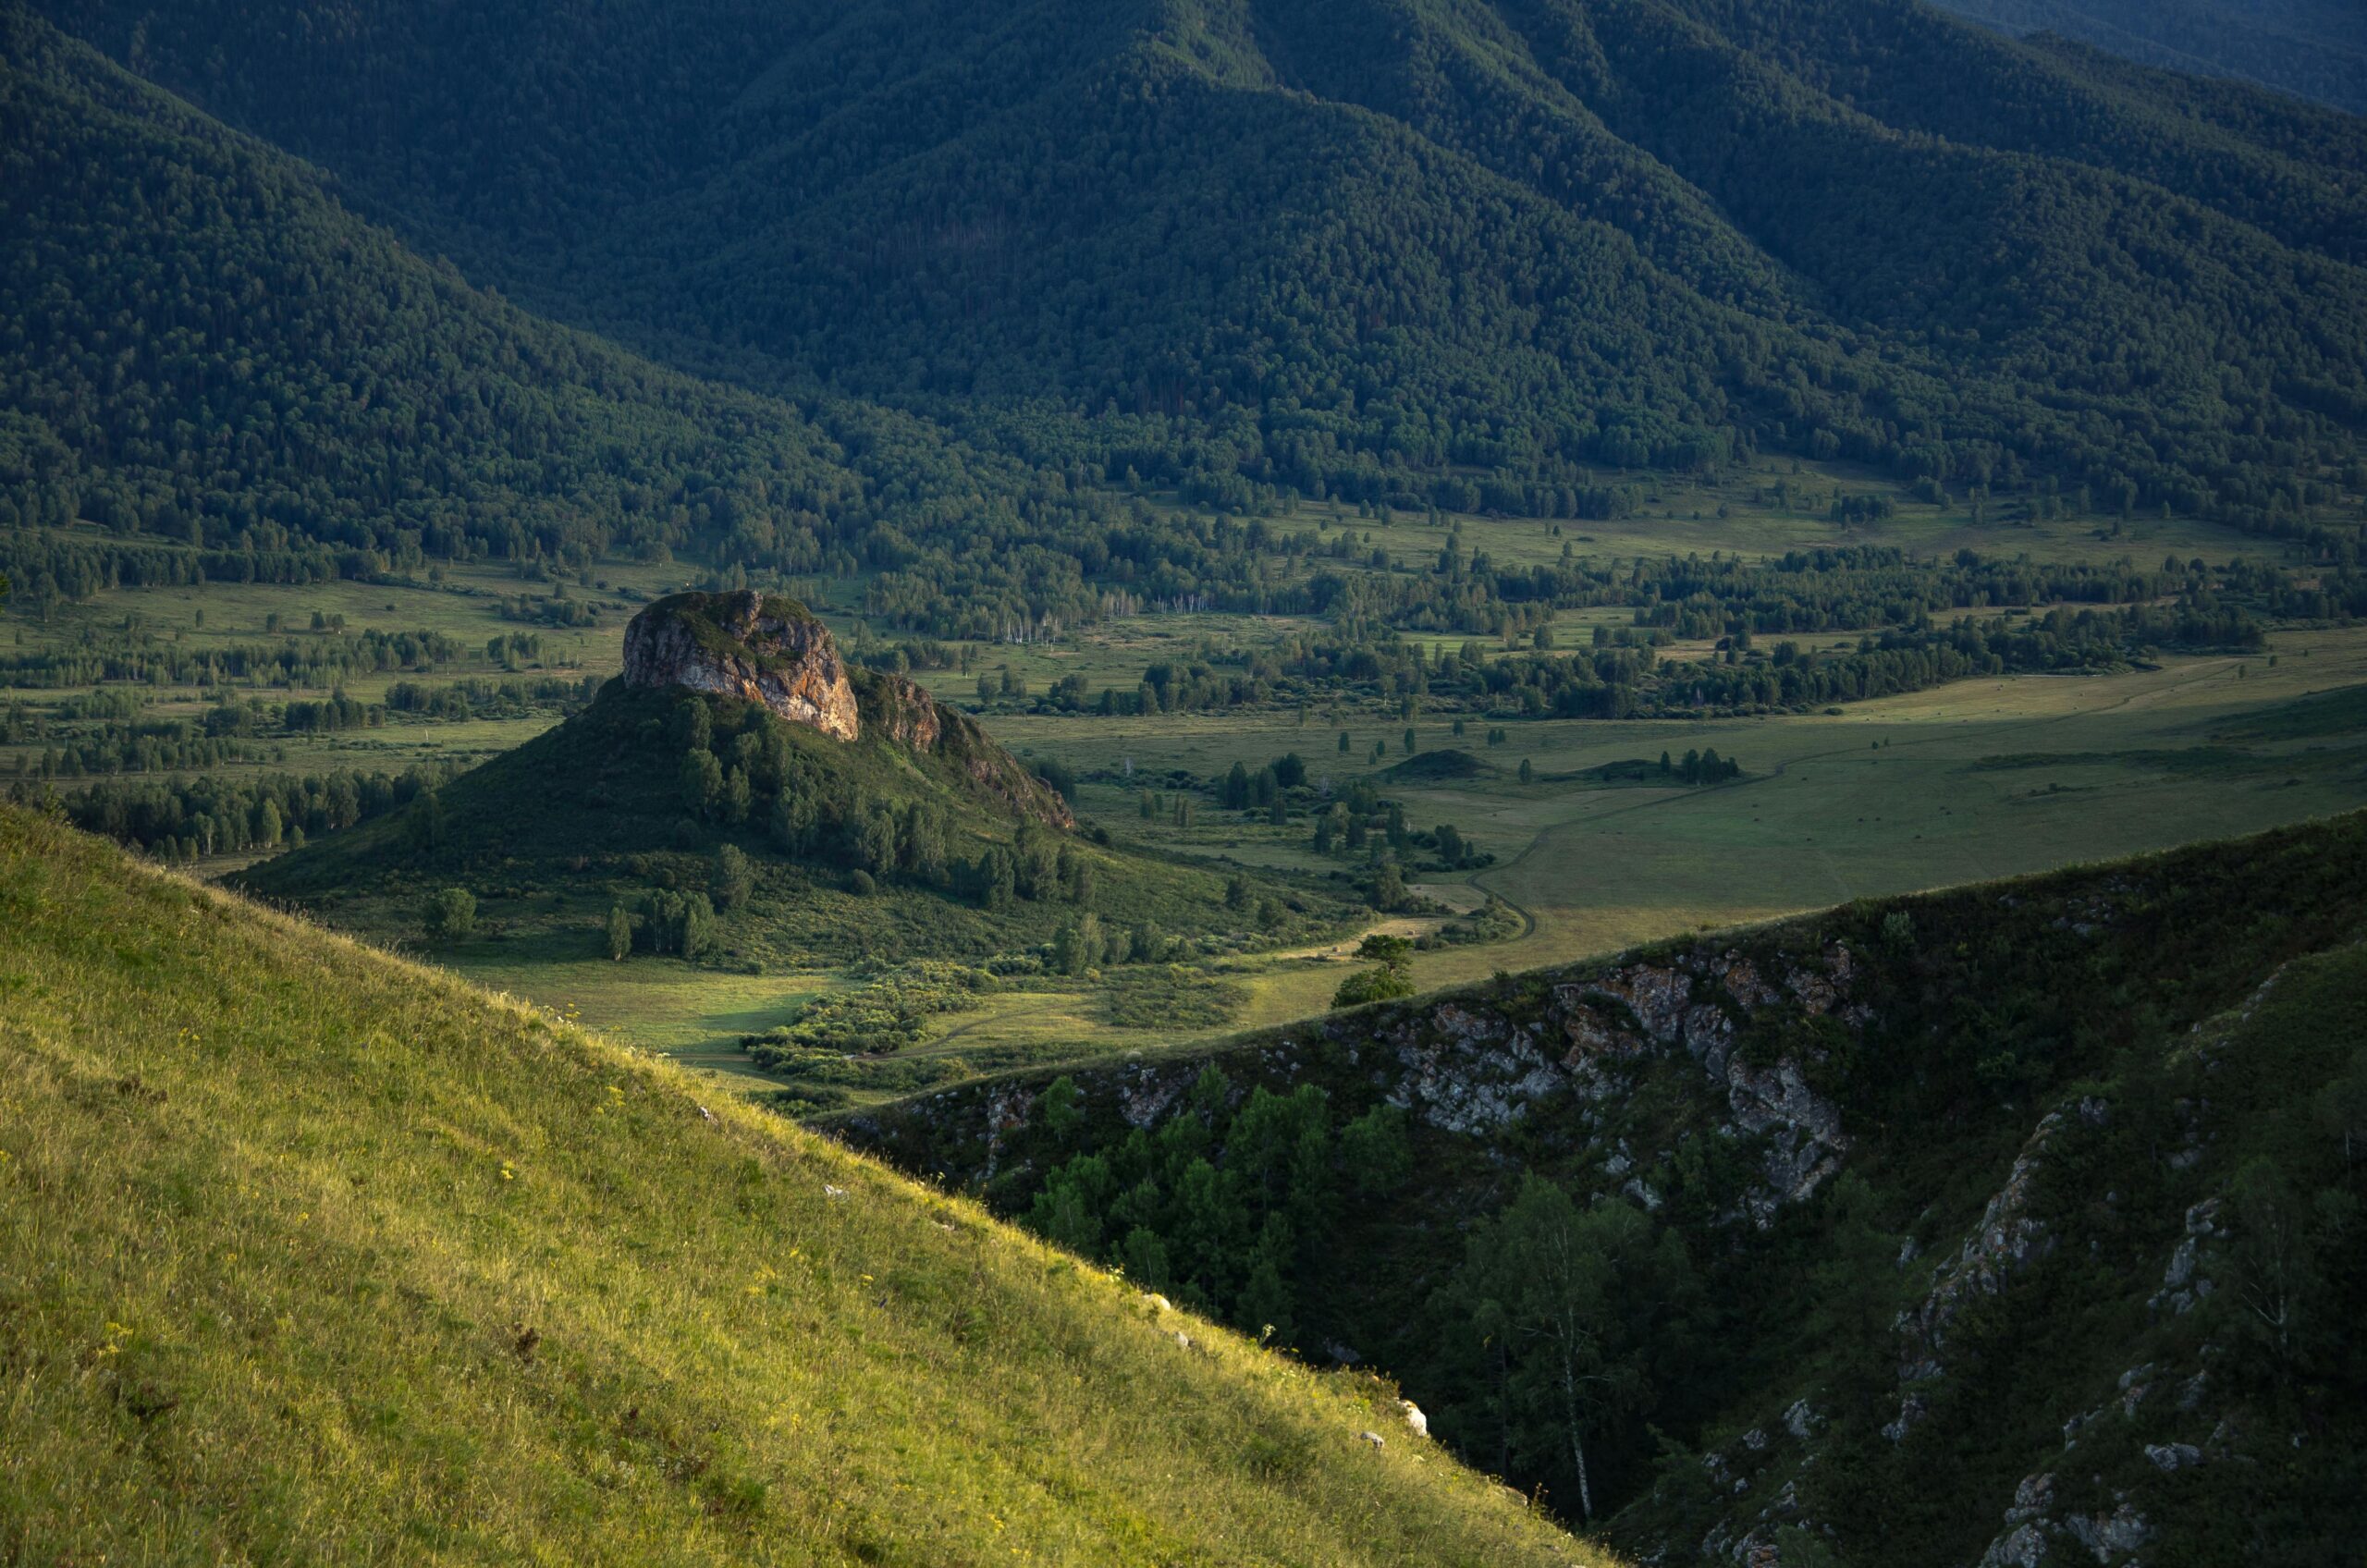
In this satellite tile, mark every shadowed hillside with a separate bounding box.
[33,0,2367,543]
[847,813,2367,1562]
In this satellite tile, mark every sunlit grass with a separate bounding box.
[0,806,1600,1565]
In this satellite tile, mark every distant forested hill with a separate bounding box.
[0,9,1020,587]
[1931,0,2367,115]
[32,0,2367,543]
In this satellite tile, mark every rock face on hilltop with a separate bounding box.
[855,667,1076,830]
[619,590,1073,829]
[622,591,860,741]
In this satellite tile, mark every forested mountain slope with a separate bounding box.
[847,813,2367,1563]
[0,12,1007,594]
[0,803,1591,1564]
[36,0,2367,536]
[1931,0,2367,116]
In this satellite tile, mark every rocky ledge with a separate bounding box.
[622,590,860,741]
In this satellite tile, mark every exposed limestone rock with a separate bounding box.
[1727,1056,1850,1206]
[1116,1063,1191,1129]
[1889,1111,2065,1438]
[1384,1011,1563,1136]
[1785,941,1856,1015]
[1711,951,1780,1010]
[1978,1475,2151,1567]
[618,590,1071,827]
[1588,963,1694,1044]
[622,590,860,741]
[1979,1523,2049,1568]
[853,668,1075,828]
[980,1082,1036,1178]
[2065,1503,2150,1561]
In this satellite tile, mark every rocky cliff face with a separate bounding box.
[853,668,1075,830]
[622,591,860,741]
[618,590,1073,829]
[832,815,2367,1566]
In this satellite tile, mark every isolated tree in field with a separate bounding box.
[714,843,754,911]
[1333,932,1416,1008]
[605,902,633,961]
[423,886,475,941]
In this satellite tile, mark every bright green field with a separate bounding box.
[998,629,2367,1026]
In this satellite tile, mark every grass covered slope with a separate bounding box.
[0,805,1592,1565]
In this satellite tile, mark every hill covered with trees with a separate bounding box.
[236,591,1353,980]
[1932,0,2367,115]
[849,812,2367,1562]
[0,11,1014,598]
[33,0,2367,545]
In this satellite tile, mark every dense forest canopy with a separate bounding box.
[21,0,2367,559]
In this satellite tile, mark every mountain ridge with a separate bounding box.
[842,809,2367,1561]
[30,0,2367,541]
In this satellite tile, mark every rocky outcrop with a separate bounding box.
[856,669,1074,829]
[622,591,860,741]
[1886,1110,2067,1440]
[1974,1472,2152,1566]
[619,591,1072,828]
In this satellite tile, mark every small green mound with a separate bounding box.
[1380,749,1493,782]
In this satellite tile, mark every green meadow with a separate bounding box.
[11,483,2367,1104]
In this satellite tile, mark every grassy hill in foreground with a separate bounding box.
[0,803,1590,1565]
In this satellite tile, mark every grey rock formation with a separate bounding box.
[622,591,860,741]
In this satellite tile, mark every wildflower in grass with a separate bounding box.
[499,1161,516,1182]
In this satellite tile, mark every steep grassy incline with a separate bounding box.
[0,805,1590,1565]
[846,814,2367,1562]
